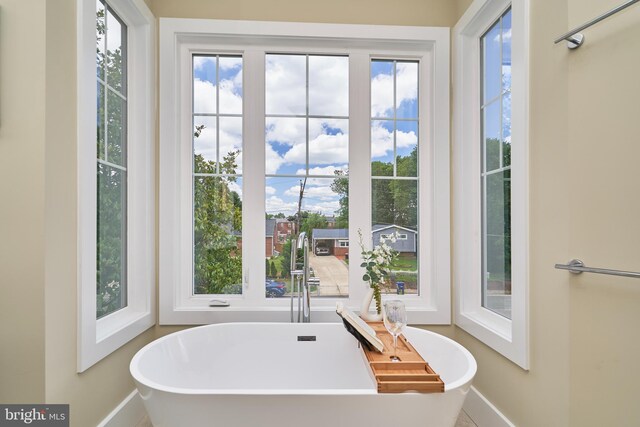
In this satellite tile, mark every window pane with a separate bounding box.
[106,7,127,96]
[482,20,501,103]
[193,56,217,114]
[219,56,243,115]
[308,118,348,171]
[396,121,418,177]
[396,61,418,119]
[266,54,306,115]
[194,176,243,295]
[483,100,500,172]
[219,116,243,174]
[193,116,216,173]
[371,60,394,118]
[106,89,127,166]
[265,176,348,298]
[482,169,511,318]
[502,92,512,167]
[372,179,418,295]
[265,117,306,175]
[371,120,394,177]
[96,0,105,81]
[97,82,105,160]
[309,56,348,117]
[502,10,512,92]
[97,163,127,318]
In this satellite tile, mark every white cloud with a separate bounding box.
[284,183,338,201]
[298,165,348,176]
[371,62,418,117]
[218,80,242,114]
[308,56,349,116]
[219,56,242,70]
[265,186,276,195]
[265,144,285,175]
[266,196,298,216]
[266,55,306,115]
[194,79,216,113]
[371,122,417,159]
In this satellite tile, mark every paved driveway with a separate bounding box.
[308,253,349,297]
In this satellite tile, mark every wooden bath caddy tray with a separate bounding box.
[361,322,444,394]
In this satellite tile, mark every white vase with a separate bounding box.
[360,287,383,321]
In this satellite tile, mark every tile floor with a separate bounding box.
[135,410,478,427]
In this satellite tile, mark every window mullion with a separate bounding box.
[348,52,371,306]
[242,48,266,301]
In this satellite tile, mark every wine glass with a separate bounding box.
[383,300,407,362]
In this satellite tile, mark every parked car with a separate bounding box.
[315,246,330,256]
[265,279,286,298]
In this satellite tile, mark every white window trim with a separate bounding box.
[453,0,530,369]
[159,18,450,325]
[77,0,155,372]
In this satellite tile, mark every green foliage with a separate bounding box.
[371,147,418,229]
[330,170,349,228]
[270,260,278,278]
[301,212,328,239]
[358,230,399,314]
[193,151,243,294]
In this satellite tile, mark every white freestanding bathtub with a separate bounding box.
[130,323,476,427]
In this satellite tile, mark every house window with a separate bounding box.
[96,0,128,318]
[192,54,243,295]
[265,54,349,298]
[481,10,512,318]
[371,60,419,296]
[159,19,451,324]
[454,0,529,368]
[78,0,155,371]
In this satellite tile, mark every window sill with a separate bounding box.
[160,302,448,325]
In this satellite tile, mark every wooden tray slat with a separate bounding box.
[361,322,445,394]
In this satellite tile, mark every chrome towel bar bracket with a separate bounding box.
[555,259,640,279]
[554,0,640,49]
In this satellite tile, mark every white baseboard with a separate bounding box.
[97,390,146,427]
[463,385,515,427]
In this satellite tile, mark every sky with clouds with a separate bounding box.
[191,54,421,217]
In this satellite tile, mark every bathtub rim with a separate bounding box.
[130,322,476,395]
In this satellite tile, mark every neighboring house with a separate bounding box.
[324,215,337,229]
[274,218,294,253]
[311,228,349,258]
[372,224,417,254]
[311,224,417,257]
[265,218,277,257]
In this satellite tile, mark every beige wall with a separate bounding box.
[566,0,640,425]
[448,0,640,426]
[150,0,458,26]
[0,0,47,403]
[0,0,156,425]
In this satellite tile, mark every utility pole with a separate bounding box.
[296,177,307,235]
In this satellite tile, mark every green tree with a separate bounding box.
[330,170,349,228]
[193,143,243,294]
[301,212,328,238]
[270,261,278,278]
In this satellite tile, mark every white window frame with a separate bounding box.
[338,240,349,248]
[159,19,450,325]
[453,0,529,368]
[77,0,155,372]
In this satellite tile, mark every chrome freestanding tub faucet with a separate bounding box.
[290,232,311,323]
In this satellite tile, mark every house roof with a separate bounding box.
[265,218,276,237]
[372,224,417,234]
[312,228,349,240]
